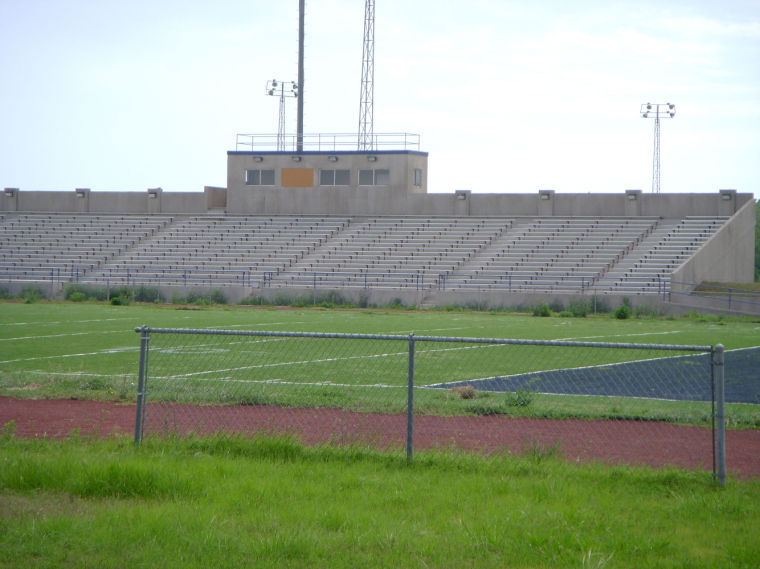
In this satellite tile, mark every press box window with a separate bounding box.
[413,168,422,187]
[245,169,275,186]
[319,169,350,186]
[358,169,390,186]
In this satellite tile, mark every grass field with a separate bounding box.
[1,431,759,569]
[1,301,759,427]
[2,302,760,568]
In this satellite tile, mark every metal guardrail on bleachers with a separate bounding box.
[4,266,760,314]
[1,265,670,294]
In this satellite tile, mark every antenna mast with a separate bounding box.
[358,0,375,150]
[297,0,305,152]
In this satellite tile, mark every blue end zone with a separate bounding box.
[428,347,760,404]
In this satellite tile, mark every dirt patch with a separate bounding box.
[1,397,758,479]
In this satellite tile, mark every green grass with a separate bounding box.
[1,433,759,569]
[1,301,759,428]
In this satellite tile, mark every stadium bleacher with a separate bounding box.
[0,213,729,295]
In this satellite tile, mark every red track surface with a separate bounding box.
[2,397,758,479]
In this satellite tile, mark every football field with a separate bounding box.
[1,302,759,426]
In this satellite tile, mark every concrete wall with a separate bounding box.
[226,150,428,214]
[1,188,210,214]
[224,187,753,218]
[3,183,752,220]
[671,196,756,289]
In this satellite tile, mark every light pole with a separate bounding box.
[267,79,299,151]
[640,102,675,193]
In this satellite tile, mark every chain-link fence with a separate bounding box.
[134,327,728,484]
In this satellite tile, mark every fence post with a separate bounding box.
[406,333,415,462]
[134,326,151,446]
[713,344,726,486]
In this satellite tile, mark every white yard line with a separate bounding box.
[386,326,471,334]
[153,376,403,390]
[0,346,138,364]
[25,370,136,379]
[0,330,127,342]
[207,322,307,328]
[553,330,682,341]
[0,317,138,327]
[160,343,500,380]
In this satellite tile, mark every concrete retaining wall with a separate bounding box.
[2,187,752,220]
[671,197,756,291]
[4,279,758,315]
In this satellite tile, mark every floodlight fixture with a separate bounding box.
[266,79,298,151]
[640,102,676,193]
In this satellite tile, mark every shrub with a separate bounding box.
[506,388,533,408]
[110,296,124,306]
[64,284,108,302]
[633,304,661,319]
[21,286,44,304]
[532,303,551,317]
[614,304,630,319]
[568,299,589,317]
[558,310,573,318]
[133,285,163,303]
[590,294,610,314]
[449,385,477,400]
[317,290,343,306]
[548,299,565,313]
[69,291,87,302]
[273,293,293,306]
[209,290,228,305]
[115,287,132,302]
[184,291,203,304]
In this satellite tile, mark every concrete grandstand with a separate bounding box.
[1,138,756,314]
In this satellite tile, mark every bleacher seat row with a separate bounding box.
[0,213,728,294]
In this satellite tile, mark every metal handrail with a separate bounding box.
[235,132,421,152]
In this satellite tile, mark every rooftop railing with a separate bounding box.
[234,132,421,153]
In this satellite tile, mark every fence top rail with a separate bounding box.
[135,326,713,352]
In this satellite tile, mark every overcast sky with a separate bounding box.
[1,0,758,196]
